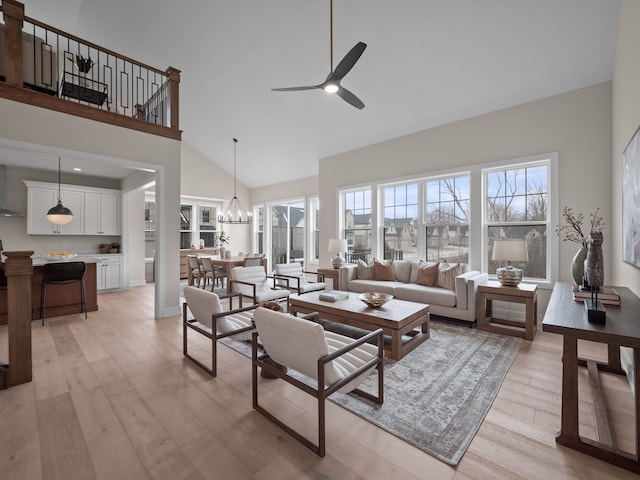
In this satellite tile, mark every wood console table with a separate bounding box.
[542,282,640,474]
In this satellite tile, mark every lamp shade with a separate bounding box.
[492,239,529,262]
[328,239,348,254]
[47,200,74,225]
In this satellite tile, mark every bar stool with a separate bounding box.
[40,261,87,325]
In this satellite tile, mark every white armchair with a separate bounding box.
[182,286,257,377]
[274,263,326,294]
[252,307,384,457]
[230,265,290,304]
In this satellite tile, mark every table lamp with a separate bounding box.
[328,238,348,269]
[492,239,529,286]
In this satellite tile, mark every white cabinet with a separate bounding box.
[24,180,120,236]
[27,186,84,235]
[84,192,120,235]
[93,255,124,291]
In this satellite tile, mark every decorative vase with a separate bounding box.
[219,246,226,258]
[585,232,604,289]
[225,249,231,259]
[571,246,588,286]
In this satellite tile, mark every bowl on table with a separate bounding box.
[359,292,393,308]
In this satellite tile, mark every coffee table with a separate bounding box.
[288,292,430,360]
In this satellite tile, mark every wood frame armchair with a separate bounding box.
[229,265,291,305]
[274,262,326,294]
[251,307,384,457]
[182,286,258,377]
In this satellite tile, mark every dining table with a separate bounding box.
[196,255,267,293]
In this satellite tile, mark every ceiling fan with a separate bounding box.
[272,0,367,109]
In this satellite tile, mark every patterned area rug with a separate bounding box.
[220,319,521,465]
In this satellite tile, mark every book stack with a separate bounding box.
[572,286,621,306]
[319,291,349,302]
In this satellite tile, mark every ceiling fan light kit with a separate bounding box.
[272,0,366,109]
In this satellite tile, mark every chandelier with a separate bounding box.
[219,138,252,224]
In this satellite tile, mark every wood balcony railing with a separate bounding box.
[0,0,181,140]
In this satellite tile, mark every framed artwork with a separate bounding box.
[623,125,640,268]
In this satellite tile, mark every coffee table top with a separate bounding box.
[289,291,429,328]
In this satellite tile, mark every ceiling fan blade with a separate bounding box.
[271,86,319,91]
[336,86,365,110]
[327,42,367,82]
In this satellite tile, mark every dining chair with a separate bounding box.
[187,254,204,287]
[200,256,226,290]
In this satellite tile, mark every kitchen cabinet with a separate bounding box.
[26,186,84,235]
[84,192,120,235]
[93,255,123,291]
[24,180,120,236]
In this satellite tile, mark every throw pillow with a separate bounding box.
[374,258,396,281]
[437,263,463,291]
[356,259,375,280]
[416,262,439,287]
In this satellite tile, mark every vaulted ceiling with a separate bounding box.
[14,0,620,187]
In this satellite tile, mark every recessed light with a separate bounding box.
[73,167,82,172]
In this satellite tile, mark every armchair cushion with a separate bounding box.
[183,286,252,341]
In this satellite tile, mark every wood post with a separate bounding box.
[1,0,25,88]
[166,66,180,130]
[1,250,34,388]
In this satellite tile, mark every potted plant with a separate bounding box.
[75,54,95,74]
[217,231,230,257]
[556,207,604,285]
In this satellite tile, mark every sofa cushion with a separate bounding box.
[356,259,375,279]
[347,279,399,296]
[394,283,457,307]
[438,263,464,290]
[416,262,439,287]
[393,260,412,283]
[374,258,396,281]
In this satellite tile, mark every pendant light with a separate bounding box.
[46,157,73,225]
[219,138,252,224]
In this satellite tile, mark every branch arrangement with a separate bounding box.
[555,207,605,249]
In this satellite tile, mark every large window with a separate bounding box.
[271,201,305,265]
[337,153,556,285]
[425,175,470,263]
[383,183,419,261]
[485,162,549,281]
[342,187,372,263]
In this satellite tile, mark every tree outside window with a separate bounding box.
[424,175,470,263]
[485,164,548,280]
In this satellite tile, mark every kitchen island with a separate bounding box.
[0,256,98,324]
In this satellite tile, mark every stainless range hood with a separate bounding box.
[0,165,24,217]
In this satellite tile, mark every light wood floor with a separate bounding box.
[0,284,638,480]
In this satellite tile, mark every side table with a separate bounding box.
[317,267,341,290]
[477,280,537,340]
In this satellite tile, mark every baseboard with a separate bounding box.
[129,280,146,287]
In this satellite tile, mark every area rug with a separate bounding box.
[220,319,521,465]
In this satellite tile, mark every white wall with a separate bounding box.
[319,82,613,285]
[181,142,253,256]
[0,98,181,318]
[612,0,640,295]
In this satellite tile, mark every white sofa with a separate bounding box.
[339,260,488,322]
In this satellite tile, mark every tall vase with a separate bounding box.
[219,246,226,258]
[585,232,604,289]
[571,246,588,286]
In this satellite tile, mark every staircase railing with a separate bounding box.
[0,0,180,140]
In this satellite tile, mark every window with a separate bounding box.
[198,205,218,247]
[342,187,372,263]
[381,183,419,261]
[337,153,556,285]
[179,204,192,249]
[255,206,264,255]
[271,201,305,265]
[309,197,320,262]
[425,175,470,263]
[485,162,549,281]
